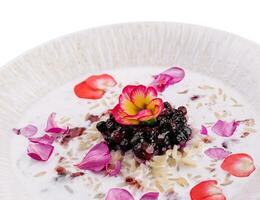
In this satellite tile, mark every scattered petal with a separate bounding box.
[205,148,231,160]
[105,188,134,200]
[140,192,159,200]
[85,74,117,90]
[200,125,208,135]
[106,160,122,176]
[151,67,185,92]
[221,153,256,177]
[212,120,239,137]
[190,180,226,200]
[74,81,105,99]
[75,142,111,172]
[29,134,55,145]
[27,142,54,161]
[60,127,86,146]
[45,113,68,134]
[13,125,38,138]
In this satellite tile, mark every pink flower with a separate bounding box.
[212,120,239,137]
[112,85,164,125]
[75,142,112,172]
[204,147,231,160]
[105,188,134,200]
[150,67,185,92]
[29,134,55,145]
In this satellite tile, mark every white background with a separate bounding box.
[0,0,260,67]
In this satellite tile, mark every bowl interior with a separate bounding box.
[1,22,260,199]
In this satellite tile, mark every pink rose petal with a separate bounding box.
[13,125,38,138]
[151,67,185,92]
[105,188,134,200]
[106,160,122,176]
[45,112,68,134]
[200,125,208,135]
[212,120,239,137]
[27,142,54,161]
[29,134,55,145]
[75,142,111,172]
[140,192,159,200]
[205,147,231,160]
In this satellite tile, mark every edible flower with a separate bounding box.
[74,74,117,99]
[200,125,208,135]
[13,124,38,138]
[105,188,134,200]
[76,142,111,172]
[105,188,159,200]
[106,160,122,176]
[140,192,159,200]
[150,67,185,92]
[212,120,239,137]
[27,142,54,161]
[112,85,164,125]
[204,147,231,160]
[221,153,256,177]
[190,180,226,200]
[45,112,68,134]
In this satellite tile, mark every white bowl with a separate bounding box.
[1,22,260,200]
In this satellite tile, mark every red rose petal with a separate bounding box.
[221,153,256,177]
[27,142,54,161]
[202,194,226,200]
[190,180,226,200]
[85,74,117,90]
[74,81,105,99]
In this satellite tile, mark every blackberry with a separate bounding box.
[96,101,192,161]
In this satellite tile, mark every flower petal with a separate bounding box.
[112,104,139,125]
[106,160,122,176]
[200,125,208,135]
[151,67,185,92]
[190,180,226,200]
[162,66,185,83]
[146,98,164,116]
[85,74,117,90]
[205,148,231,160]
[221,153,256,177]
[140,192,159,200]
[212,120,239,137]
[122,85,136,99]
[105,188,134,200]
[125,109,153,121]
[29,134,55,145]
[119,94,139,115]
[130,85,148,108]
[150,74,174,92]
[74,80,105,99]
[75,142,112,172]
[27,142,54,161]
[13,125,38,138]
[45,113,68,134]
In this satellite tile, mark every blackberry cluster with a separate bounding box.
[96,102,192,161]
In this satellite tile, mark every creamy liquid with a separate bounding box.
[11,66,260,200]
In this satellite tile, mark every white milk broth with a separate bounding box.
[11,66,260,200]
